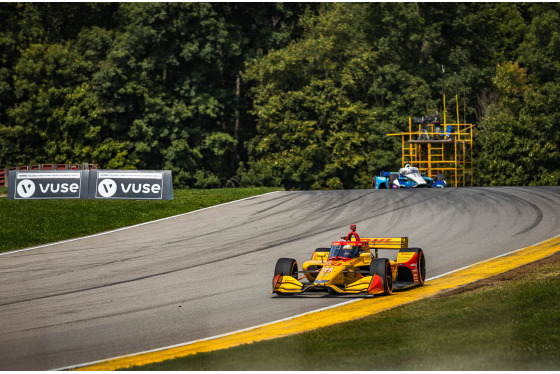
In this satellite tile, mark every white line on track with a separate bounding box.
[428,233,560,281]
[1,191,281,257]
[54,297,359,371]
[53,233,560,371]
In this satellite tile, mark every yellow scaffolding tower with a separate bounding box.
[387,118,474,187]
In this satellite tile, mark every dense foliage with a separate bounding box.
[1,3,558,188]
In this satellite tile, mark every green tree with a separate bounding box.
[0,3,21,164]
[417,3,526,124]
[2,3,559,188]
[88,3,236,185]
[92,3,309,187]
[476,61,560,186]
[6,41,129,167]
[0,3,125,168]
[0,3,310,186]
[476,4,560,186]
[241,3,437,189]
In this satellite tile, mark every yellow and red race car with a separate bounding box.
[272,225,425,296]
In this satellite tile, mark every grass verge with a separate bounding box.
[123,253,560,371]
[0,187,280,253]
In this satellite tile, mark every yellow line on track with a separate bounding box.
[73,236,560,371]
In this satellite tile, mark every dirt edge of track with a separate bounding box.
[434,250,560,298]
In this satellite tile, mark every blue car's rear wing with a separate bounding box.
[379,171,398,177]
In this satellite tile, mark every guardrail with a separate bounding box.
[0,164,99,188]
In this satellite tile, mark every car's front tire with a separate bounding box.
[274,258,298,278]
[370,258,393,295]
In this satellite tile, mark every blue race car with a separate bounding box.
[372,164,446,189]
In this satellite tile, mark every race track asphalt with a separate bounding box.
[1,186,559,370]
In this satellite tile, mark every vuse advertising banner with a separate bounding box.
[7,170,173,200]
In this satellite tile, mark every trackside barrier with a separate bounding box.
[8,170,90,199]
[7,169,173,200]
[88,170,174,200]
[1,164,99,188]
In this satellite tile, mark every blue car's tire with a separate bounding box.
[389,174,398,189]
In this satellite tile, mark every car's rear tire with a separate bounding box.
[370,258,393,295]
[397,248,426,285]
[389,174,398,189]
[416,249,426,285]
[434,173,446,186]
[274,258,298,278]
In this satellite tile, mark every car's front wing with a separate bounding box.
[272,274,386,295]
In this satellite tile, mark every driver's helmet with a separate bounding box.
[342,245,356,258]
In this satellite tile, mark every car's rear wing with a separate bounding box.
[379,171,399,177]
[338,236,408,249]
[338,226,408,257]
[362,237,408,249]
[362,237,408,257]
